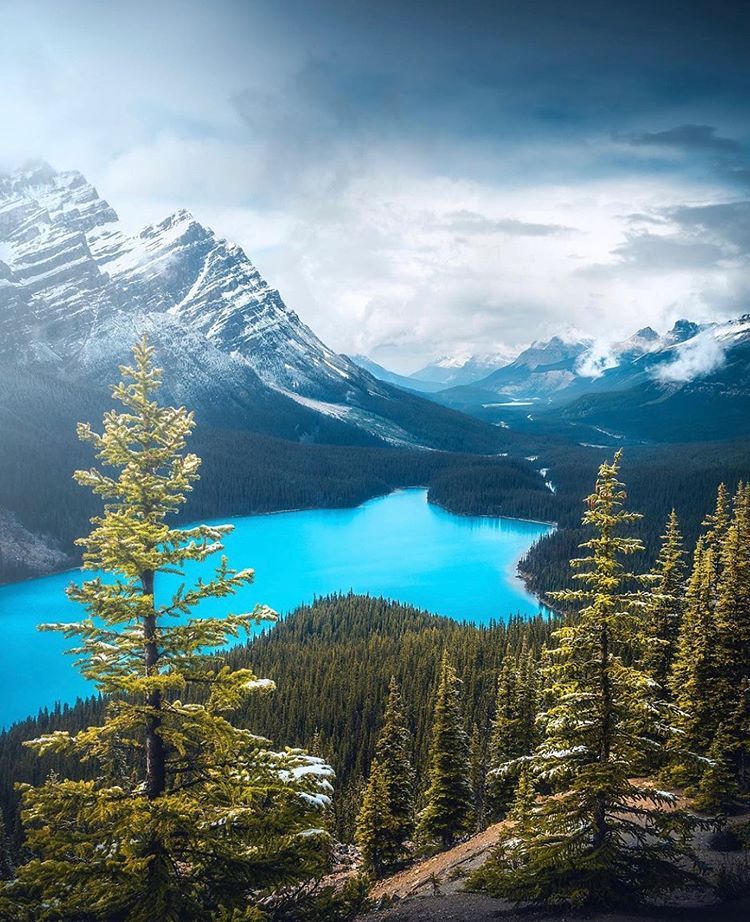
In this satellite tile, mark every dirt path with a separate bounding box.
[369,822,508,902]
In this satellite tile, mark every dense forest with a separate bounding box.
[1,342,749,919]
[4,355,749,596]
[0,595,558,847]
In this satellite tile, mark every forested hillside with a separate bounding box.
[0,595,556,847]
[2,346,749,919]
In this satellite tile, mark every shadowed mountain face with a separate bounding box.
[0,162,518,582]
[0,162,506,454]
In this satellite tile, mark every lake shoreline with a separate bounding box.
[0,489,553,727]
[0,486,558,589]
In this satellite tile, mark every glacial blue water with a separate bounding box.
[0,489,552,727]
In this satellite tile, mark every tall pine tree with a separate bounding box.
[643,510,686,690]
[713,484,750,729]
[355,677,415,875]
[355,760,395,879]
[670,537,719,772]
[474,451,700,908]
[416,652,473,850]
[670,482,750,795]
[2,340,334,921]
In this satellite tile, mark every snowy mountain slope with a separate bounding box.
[550,315,750,441]
[428,318,750,442]
[0,162,506,454]
[351,355,445,393]
[411,351,512,386]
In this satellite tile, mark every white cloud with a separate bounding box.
[654,332,727,383]
[2,2,748,373]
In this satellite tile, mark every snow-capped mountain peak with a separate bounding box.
[2,162,502,455]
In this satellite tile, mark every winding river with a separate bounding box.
[0,489,553,727]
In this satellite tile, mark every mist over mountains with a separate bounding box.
[366,315,750,443]
[1,161,748,584]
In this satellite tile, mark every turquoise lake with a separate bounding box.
[0,489,553,728]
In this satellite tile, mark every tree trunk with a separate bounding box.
[142,569,165,799]
[593,621,611,851]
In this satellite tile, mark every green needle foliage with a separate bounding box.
[671,483,750,801]
[642,510,687,690]
[486,648,537,820]
[354,760,394,878]
[2,340,334,921]
[373,677,415,861]
[355,677,415,877]
[474,451,701,909]
[416,651,473,850]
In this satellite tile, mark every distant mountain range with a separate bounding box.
[363,317,750,442]
[350,355,445,393]
[1,161,748,582]
[410,351,513,386]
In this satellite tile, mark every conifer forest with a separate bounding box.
[3,3,750,919]
[1,341,748,919]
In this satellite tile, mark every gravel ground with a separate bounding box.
[359,892,750,921]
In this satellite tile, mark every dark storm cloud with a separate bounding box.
[623,125,744,154]
[668,202,750,255]
[227,0,750,188]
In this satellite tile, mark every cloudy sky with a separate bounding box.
[3,0,749,371]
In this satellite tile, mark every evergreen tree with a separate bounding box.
[2,340,334,921]
[712,484,750,728]
[474,451,700,909]
[469,723,487,831]
[702,483,731,567]
[670,538,719,771]
[696,679,750,811]
[516,642,539,754]
[486,659,522,818]
[0,812,11,882]
[670,483,750,793]
[354,760,394,879]
[643,510,686,689]
[416,652,473,850]
[486,648,538,820]
[354,677,414,876]
[374,677,415,859]
[509,764,535,835]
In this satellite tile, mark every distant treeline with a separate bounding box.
[0,595,558,847]
[521,438,750,599]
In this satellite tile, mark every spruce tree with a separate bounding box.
[696,679,750,811]
[486,659,522,819]
[487,647,538,820]
[509,764,535,835]
[469,723,487,831]
[643,510,686,689]
[416,652,473,850]
[354,677,414,875]
[712,484,750,729]
[670,537,719,771]
[0,812,11,882]
[374,677,415,859]
[670,483,750,793]
[474,451,700,908]
[2,340,334,921]
[355,760,395,879]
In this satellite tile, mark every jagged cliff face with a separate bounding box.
[0,162,370,399]
[0,162,508,460]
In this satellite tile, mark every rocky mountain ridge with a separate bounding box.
[0,162,503,453]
